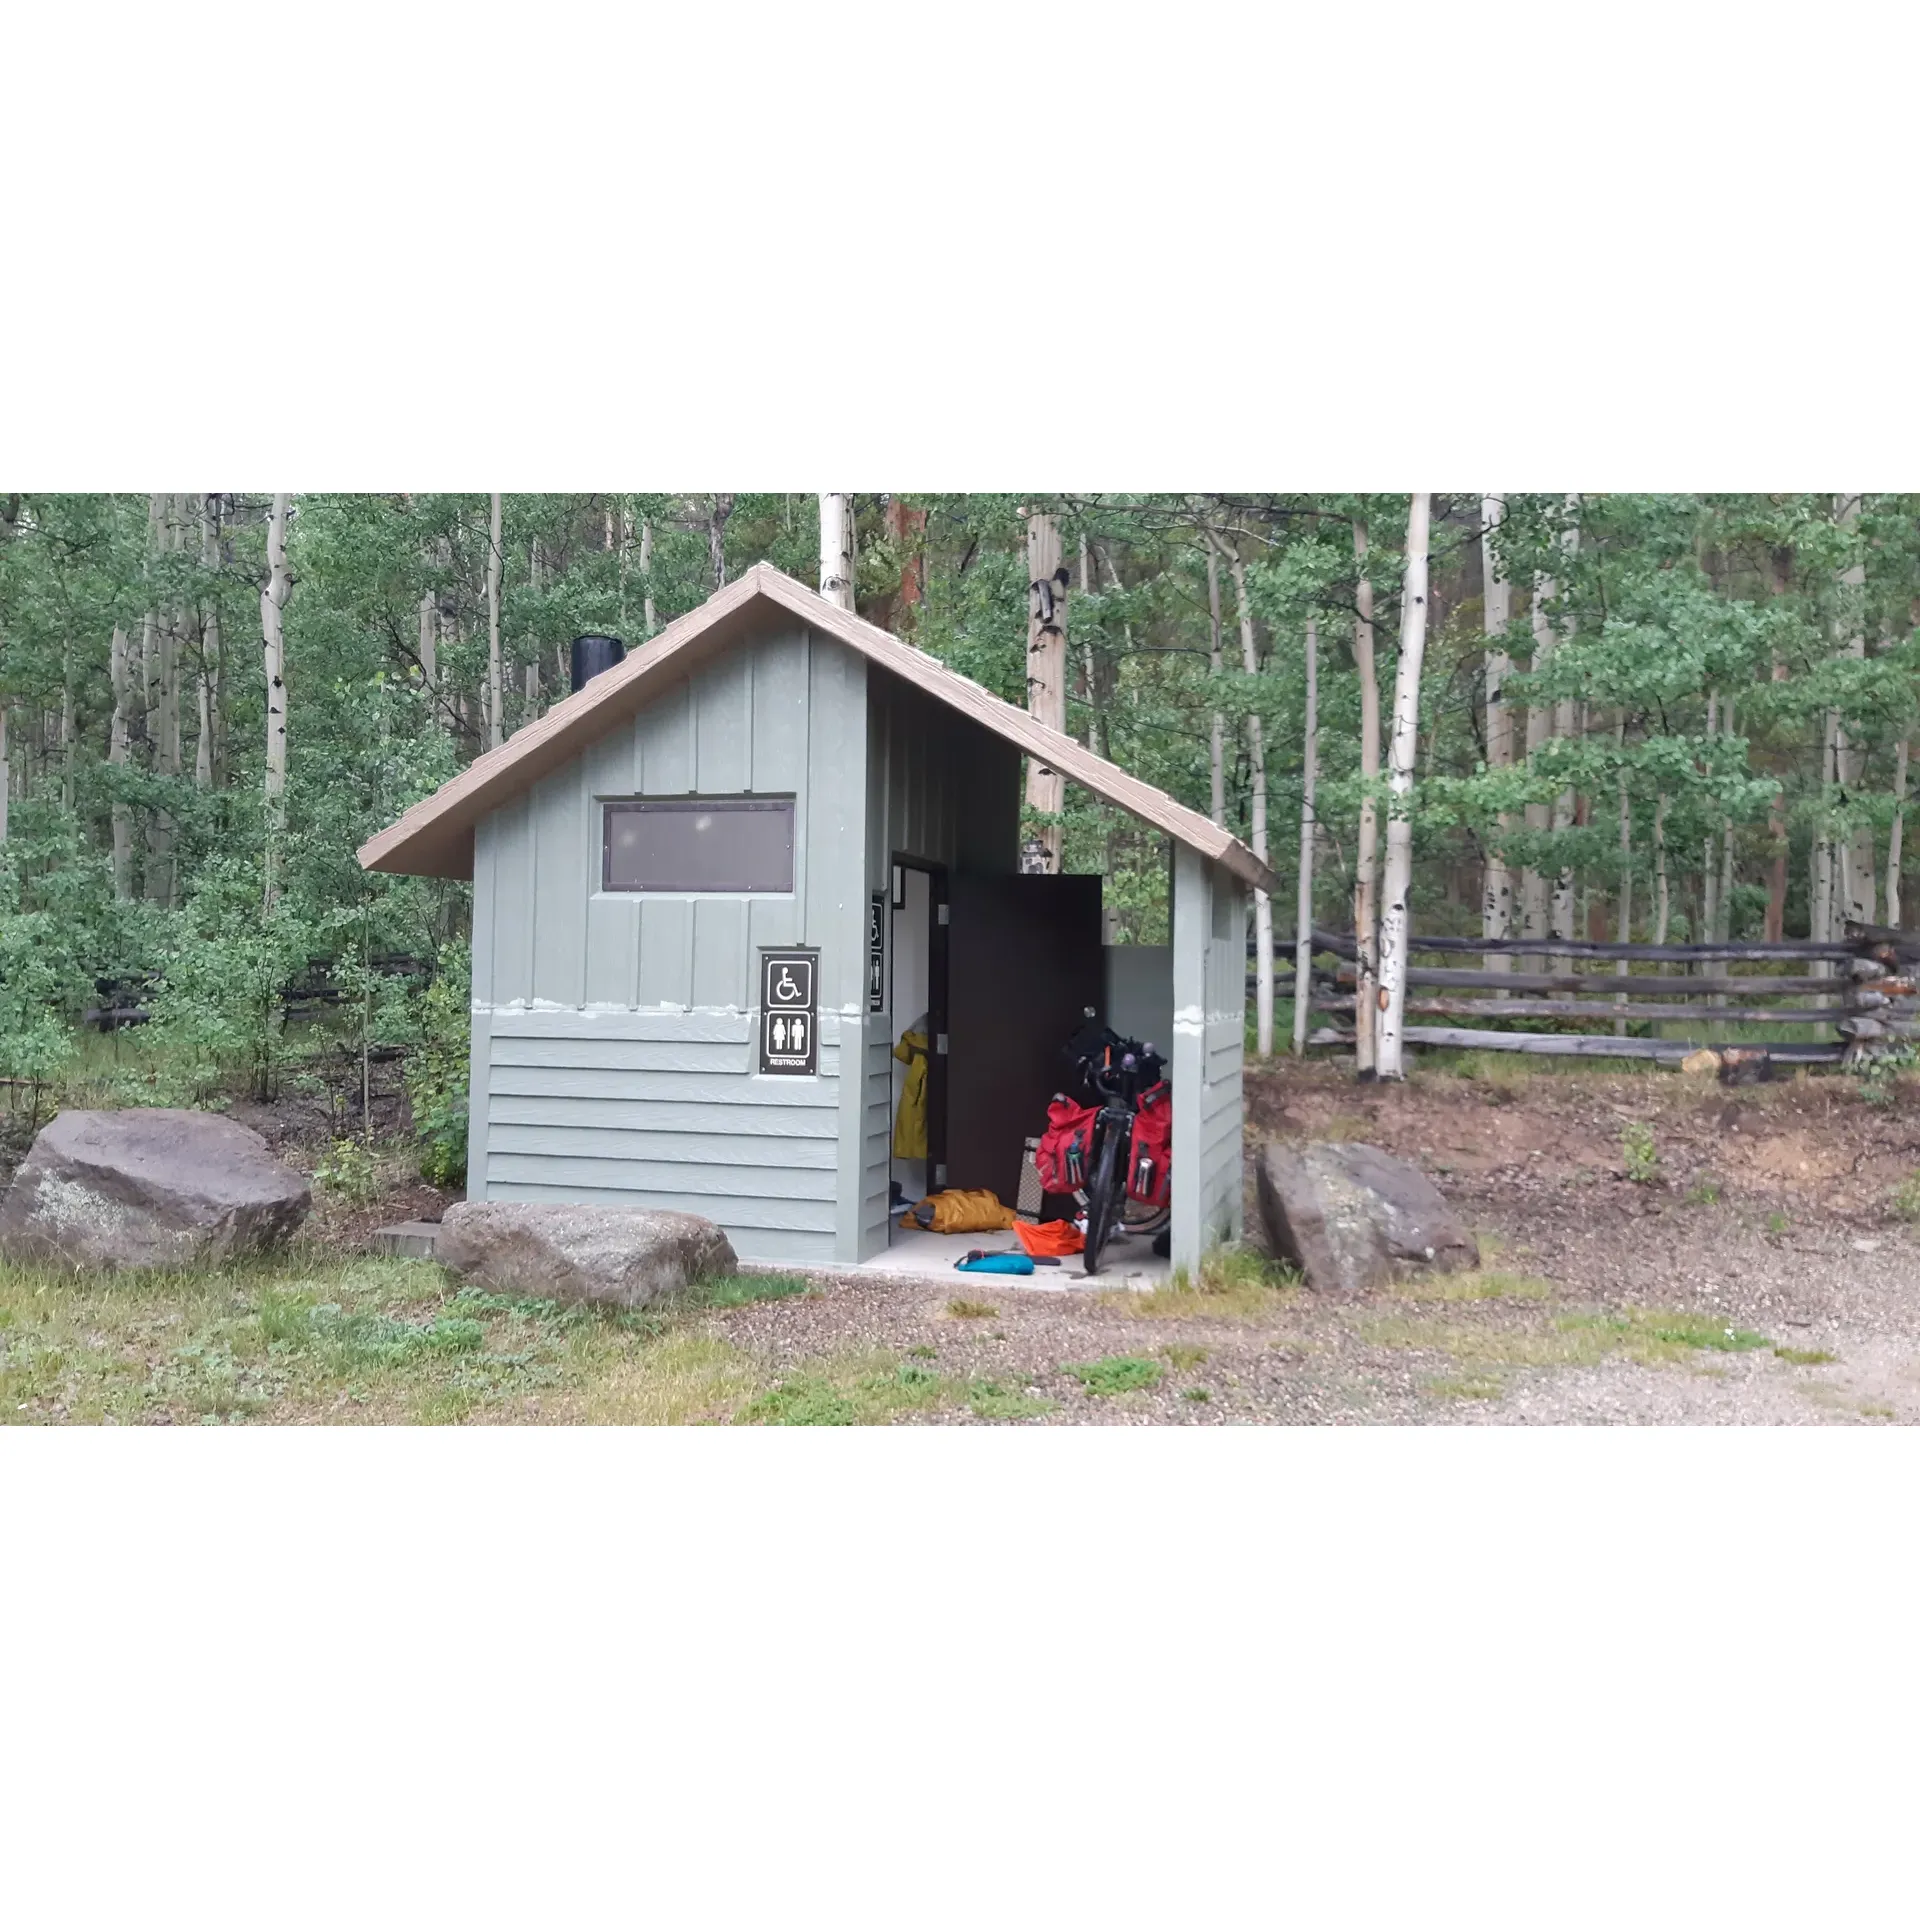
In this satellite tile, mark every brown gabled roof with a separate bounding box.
[357,562,1278,893]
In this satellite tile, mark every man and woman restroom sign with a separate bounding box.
[759,950,818,1075]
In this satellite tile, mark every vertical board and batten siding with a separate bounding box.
[467,623,871,1265]
[1170,845,1247,1277]
[848,674,1024,1256]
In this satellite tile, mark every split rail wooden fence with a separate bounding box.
[1267,922,1920,1068]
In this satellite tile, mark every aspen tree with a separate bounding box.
[1292,614,1318,1055]
[1079,535,1103,757]
[108,623,131,894]
[0,703,7,845]
[1351,514,1381,1075]
[261,492,291,910]
[1023,511,1068,874]
[486,492,504,750]
[1220,539,1272,1056]
[641,517,656,636]
[709,494,733,590]
[1833,493,1874,927]
[1547,499,1581,941]
[1206,545,1225,827]
[1888,736,1909,926]
[818,494,854,610]
[1374,492,1431,1083]
[194,495,219,790]
[1480,495,1514,974]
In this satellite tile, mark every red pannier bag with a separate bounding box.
[1034,1095,1099,1195]
[1127,1081,1172,1208]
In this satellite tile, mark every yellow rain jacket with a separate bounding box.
[891,1025,929,1159]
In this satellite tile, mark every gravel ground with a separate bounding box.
[709,1060,1920,1425]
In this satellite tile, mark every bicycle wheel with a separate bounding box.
[1082,1116,1128,1276]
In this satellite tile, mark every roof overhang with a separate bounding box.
[357,562,1279,894]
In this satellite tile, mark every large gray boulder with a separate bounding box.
[436,1201,736,1309]
[0,1108,311,1270]
[1256,1141,1478,1293]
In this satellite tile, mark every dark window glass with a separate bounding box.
[602,799,795,893]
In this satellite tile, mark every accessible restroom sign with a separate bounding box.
[759,949,818,1076]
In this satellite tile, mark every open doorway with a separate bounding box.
[889,862,936,1224]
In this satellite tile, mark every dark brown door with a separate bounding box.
[943,873,1105,1203]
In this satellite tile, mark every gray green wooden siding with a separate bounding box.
[1169,845,1247,1276]
[467,623,870,1265]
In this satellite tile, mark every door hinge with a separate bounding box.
[935,1032,949,1055]
[937,903,950,925]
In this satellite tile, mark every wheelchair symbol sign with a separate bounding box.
[759,950,818,1076]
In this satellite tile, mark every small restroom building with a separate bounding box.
[360,564,1274,1277]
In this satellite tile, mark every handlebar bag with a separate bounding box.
[1128,1081,1172,1208]
[1034,1095,1099,1196]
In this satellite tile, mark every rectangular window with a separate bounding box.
[602,798,796,894]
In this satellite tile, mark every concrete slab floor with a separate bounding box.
[744,1228,1170,1295]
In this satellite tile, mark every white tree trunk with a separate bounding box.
[1521,564,1557,938]
[1375,492,1431,1083]
[1888,736,1909,927]
[418,590,437,699]
[641,517,656,636]
[1481,495,1514,973]
[1351,515,1381,1076]
[486,492,504,750]
[0,702,8,845]
[1023,512,1068,873]
[1219,544,1273,1056]
[1653,794,1671,945]
[1293,615,1319,1056]
[1614,712,1631,1033]
[108,623,131,894]
[818,493,854,610]
[1834,493,1875,928]
[1813,706,1838,953]
[1206,546,1225,827]
[261,491,291,911]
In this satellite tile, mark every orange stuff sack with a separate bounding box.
[899,1188,1017,1233]
[1014,1218,1085,1258]
[1034,1096,1099,1195]
[1127,1081,1171,1208]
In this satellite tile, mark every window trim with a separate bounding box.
[599,796,797,896]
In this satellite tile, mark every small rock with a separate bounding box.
[1256,1142,1479,1294]
[1851,1238,1881,1254]
[436,1200,736,1309]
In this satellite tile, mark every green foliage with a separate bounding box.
[405,942,472,1186]
[1891,1172,1920,1221]
[1620,1122,1661,1184]
[313,1138,381,1203]
[692,1272,811,1308]
[1063,1354,1164,1395]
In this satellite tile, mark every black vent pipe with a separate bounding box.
[570,633,626,692]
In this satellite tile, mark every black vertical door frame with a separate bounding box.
[891,854,949,1195]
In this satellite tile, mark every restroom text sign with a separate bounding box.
[759,950,818,1076]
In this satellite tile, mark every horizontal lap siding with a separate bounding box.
[1201,873,1248,1243]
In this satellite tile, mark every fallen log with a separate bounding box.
[1292,929,1861,964]
[1306,1025,1848,1064]
[1330,965,1876,999]
[1311,995,1847,1025]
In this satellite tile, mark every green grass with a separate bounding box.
[967,1376,1057,1421]
[737,1354,953,1426]
[0,1253,829,1427]
[1180,1387,1211,1404]
[1773,1345,1836,1366]
[690,1272,811,1309]
[1119,1242,1300,1320]
[1160,1343,1209,1370]
[1361,1304,1772,1375]
[1062,1355,1165,1397]
[1891,1173,1920,1222]
[946,1297,998,1319]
